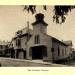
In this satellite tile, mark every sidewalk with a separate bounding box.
[0,57,69,67]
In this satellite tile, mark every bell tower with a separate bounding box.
[32,13,48,34]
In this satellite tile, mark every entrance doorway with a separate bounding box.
[30,46,47,59]
[16,49,26,59]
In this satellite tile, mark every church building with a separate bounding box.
[12,13,73,62]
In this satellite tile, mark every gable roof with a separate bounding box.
[12,26,72,47]
[63,41,72,46]
[13,27,33,39]
[42,32,68,46]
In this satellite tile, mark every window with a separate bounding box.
[17,30,22,35]
[35,35,40,44]
[62,49,64,56]
[5,45,8,49]
[51,48,54,52]
[65,48,66,55]
[16,39,21,46]
[16,40,17,46]
[18,39,21,46]
[0,45,3,49]
[58,47,60,56]
[51,48,54,61]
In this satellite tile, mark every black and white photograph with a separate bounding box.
[0,5,75,67]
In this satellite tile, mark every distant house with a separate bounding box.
[0,41,10,57]
[63,41,73,60]
[71,48,75,59]
[12,13,73,63]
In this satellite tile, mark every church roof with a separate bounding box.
[13,27,33,39]
[13,26,70,46]
[32,21,48,26]
[42,32,68,46]
[63,41,72,46]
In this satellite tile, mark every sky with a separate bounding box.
[0,6,75,48]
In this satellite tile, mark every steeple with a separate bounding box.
[32,13,48,26]
[32,13,48,34]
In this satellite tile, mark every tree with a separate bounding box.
[23,5,75,24]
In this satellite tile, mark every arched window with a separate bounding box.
[35,35,40,44]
